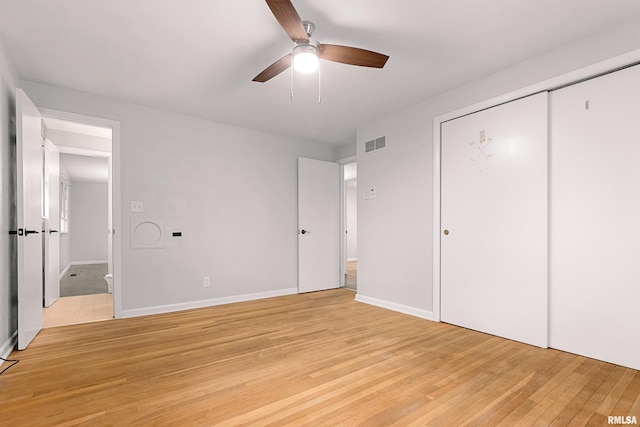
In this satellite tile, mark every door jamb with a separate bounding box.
[38,107,122,319]
[337,155,356,289]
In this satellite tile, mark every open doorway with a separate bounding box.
[344,163,357,290]
[41,116,113,327]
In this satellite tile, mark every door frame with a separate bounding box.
[337,155,356,289]
[432,48,640,322]
[38,107,122,319]
[297,157,340,293]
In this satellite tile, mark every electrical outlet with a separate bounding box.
[203,276,210,287]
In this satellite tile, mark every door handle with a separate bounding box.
[300,229,311,235]
[49,229,59,234]
[25,229,40,235]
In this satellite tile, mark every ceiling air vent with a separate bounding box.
[365,136,386,153]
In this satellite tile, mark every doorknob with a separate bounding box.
[443,229,449,235]
[25,229,40,236]
[300,229,311,234]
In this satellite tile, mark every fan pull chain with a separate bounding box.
[290,62,294,100]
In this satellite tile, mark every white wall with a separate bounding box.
[0,34,19,357]
[69,181,108,263]
[21,81,334,315]
[346,180,357,260]
[356,16,640,317]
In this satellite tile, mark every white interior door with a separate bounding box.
[16,89,44,350]
[440,92,548,348]
[44,139,60,307]
[298,157,339,293]
[550,65,640,370]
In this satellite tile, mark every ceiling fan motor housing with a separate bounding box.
[302,21,315,38]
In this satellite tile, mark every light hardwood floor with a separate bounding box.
[43,293,113,328]
[2,289,639,426]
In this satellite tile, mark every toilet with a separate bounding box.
[104,273,113,294]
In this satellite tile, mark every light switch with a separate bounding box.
[364,186,376,200]
[131,201,144,212]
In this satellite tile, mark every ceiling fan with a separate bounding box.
[253,0,389,83]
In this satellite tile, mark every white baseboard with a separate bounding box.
[59,263,71,280]
[347,257,358,262]
[60,261,108,280]
[45,297,59,308]
[71,260,108,266]
[121,288,299,319]
[355,294,434,321]
[0,331,17,362]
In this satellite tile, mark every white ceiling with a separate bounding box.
[2,1,640,146]
[60,153,108,183]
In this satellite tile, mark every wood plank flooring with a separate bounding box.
[1,289,638,426]
[43,293,113,328]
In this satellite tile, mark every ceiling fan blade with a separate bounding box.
[319,44,389,68]
[252,54,292,82]
[265,0,309,43]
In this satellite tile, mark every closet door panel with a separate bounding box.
[441,92,548,348]
[550,65,640,370]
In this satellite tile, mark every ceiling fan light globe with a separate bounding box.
[293,45,319,73]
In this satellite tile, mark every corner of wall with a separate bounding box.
[333,141,356,161]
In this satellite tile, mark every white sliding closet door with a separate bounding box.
[550,65,640,370]
[441,92,548,348]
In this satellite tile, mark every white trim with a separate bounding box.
[355,294,434,320]
[121,288,298,319]
[0,331,17,361]
[45,297,59,307]
[433,116,442,322]
[56,145,111,158]
[59,263,71,280]
[337,155,357,165]
[339,164,345,288]
[71,260,108,265]
[38,107,122,320]
[336,156,357,289]
[432,48,640,323]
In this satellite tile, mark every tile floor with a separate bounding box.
[60,263,109,297]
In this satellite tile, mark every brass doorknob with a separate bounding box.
[443,230,449,235]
